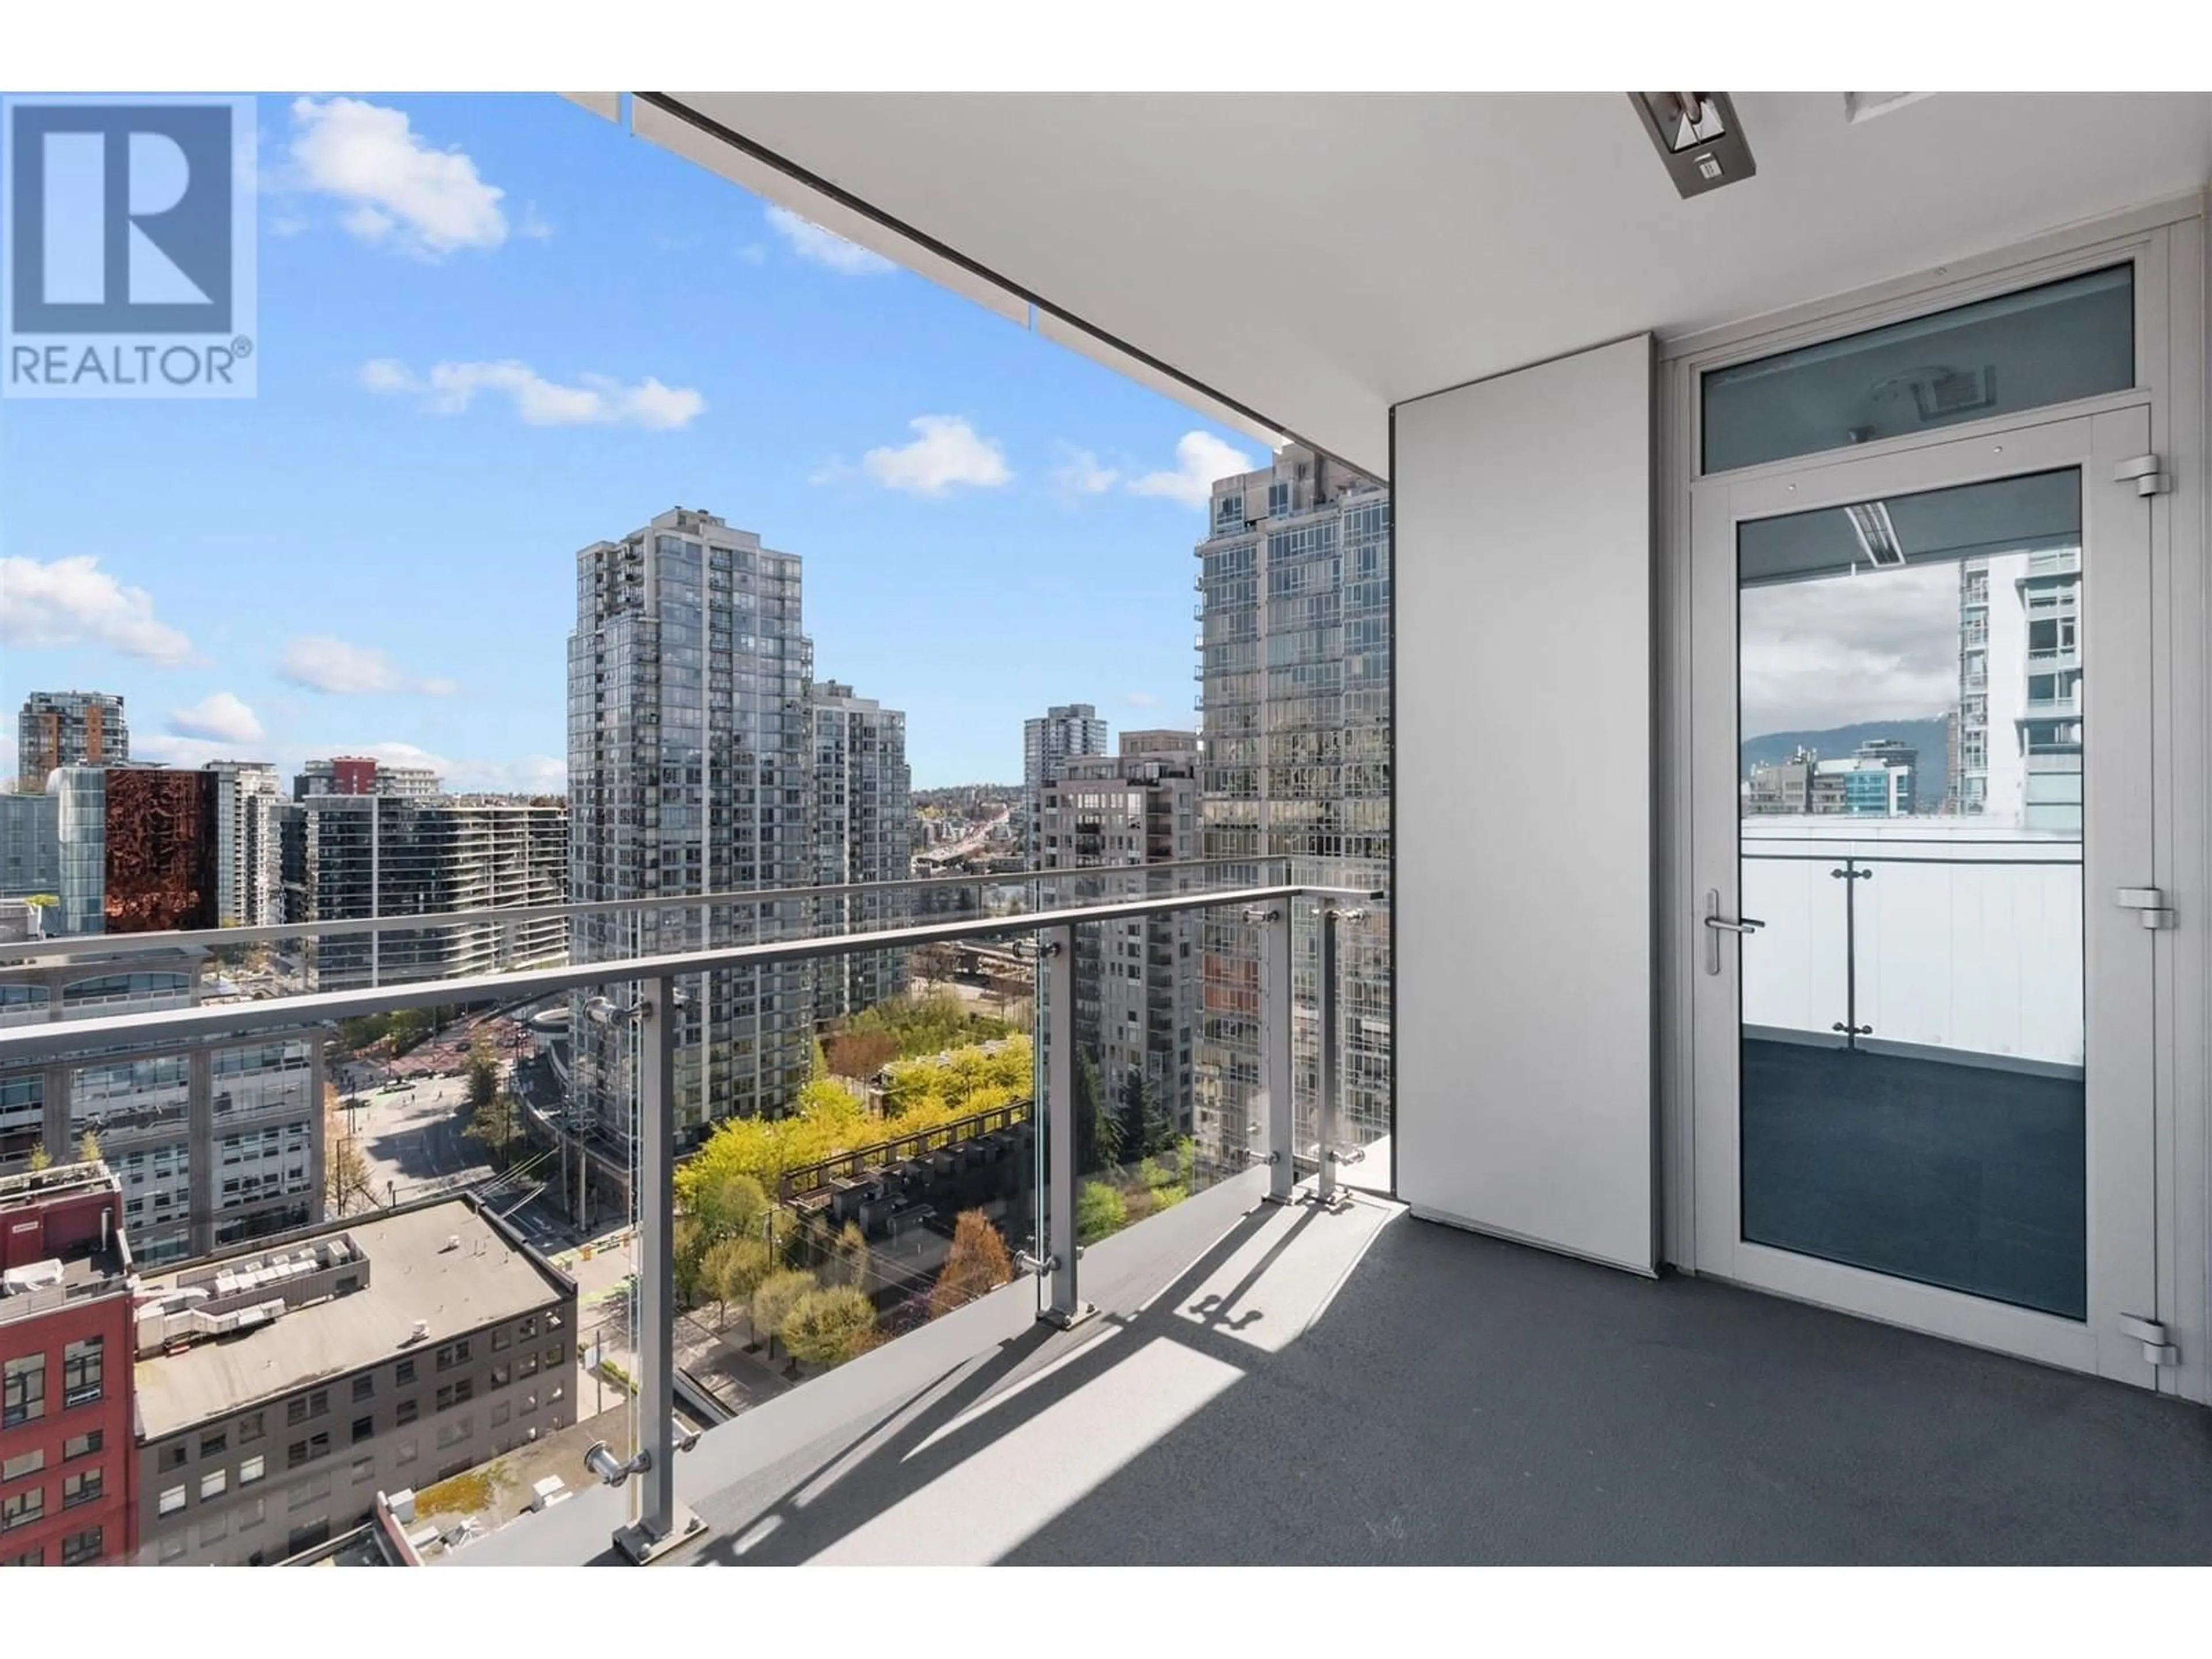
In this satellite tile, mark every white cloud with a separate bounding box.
[860,416,1013,496]
[0,554,195,665]
[344,741,565,796]
[1128,431,1257,509]
[517,202,554,241]
[288,96,508,259]
[359,358,706,430]
[1740,563,1960,736]
[137,734,253,768]
[1051,444,1119,495]
[279,636,460,696]
[764,204,895,275]
[168,691,263,744]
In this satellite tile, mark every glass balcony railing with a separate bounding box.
[0,870,1379,1566]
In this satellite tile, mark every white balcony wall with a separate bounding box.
[1742,820,2083,1069]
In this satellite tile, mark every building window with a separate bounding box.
[0,1449,41,1483]
[490,1402,510,1427]
[60,1336,103,1407]
[2,1354,44,1427]
[517,1316,537,1340]
[199,1468,225,1501]
[63,1468,104,1509]
[543,1345,563,1369]
[239,1455,264,1486]
[434,1418,471,1450]
[288,1473,331,1510]
[59,1527,101,1566]
[395,1400,418,1426]
[491,1326,511,1352]
[157,1484,186,1517]
[489,1363,510,1388]
[351,1414,374,1444]
[351,1375,374,1403]
[395,1359,416,1385]
[286,1433,329,1469]
[3,1547,40,1567]
[237,1411,265,1444]
[351,1456,375,1485]
[395,1441,418,1467]
[434,1339,471,1373]
[518,1353,539,1378]
[286,1389,328,1427]
[200,1429,226,1459]
[160,1442,188,1472]
[62,1431,101,1462]
[1,1486,41,1531]
[434,1379,474,1412]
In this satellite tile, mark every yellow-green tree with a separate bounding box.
[780,1286,878,1368]
[703,1236,774,1321]
[749,1268,817,1356]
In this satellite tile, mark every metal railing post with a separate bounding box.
[1040,922,1092,1328]
[1315,906,1356,1212]
[1260,905,1296,1205]
[607,976,702,1563]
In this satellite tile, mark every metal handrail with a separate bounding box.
[0,857,1287,965]
[0,882,1378,1065]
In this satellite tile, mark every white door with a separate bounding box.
[1690,406,2164,1384]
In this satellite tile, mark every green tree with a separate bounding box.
[75,1128,101,1165]
[703,1237,774,1322]
[1075,1181,1127,1245]
[1115,1069,1172,1164]
[673,1217,709,1310]
[689,1168,770,1244]
[1074,1055,1119,1176]
[824,1220,872,1290]
[749,1268,817,1357]
[929,1209,1013,1320]
[779,1285,878,1368]
[466,1092,522,1166]
[464,1031,500,1111]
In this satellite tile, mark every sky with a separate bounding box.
[1740,562,1960,737]
[0,93,1260,790]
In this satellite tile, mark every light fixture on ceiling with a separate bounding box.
[1844,501,1907,569]
[1628,92,1756,199]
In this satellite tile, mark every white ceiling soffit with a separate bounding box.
[632,96,1285,451]
[647,92,2212,479]
[560,92,620,123]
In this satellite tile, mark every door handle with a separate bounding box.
[1704,889,1763,974]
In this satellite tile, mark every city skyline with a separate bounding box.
[0,93,1260,794]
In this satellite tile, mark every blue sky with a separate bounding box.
[0,93,1257,789]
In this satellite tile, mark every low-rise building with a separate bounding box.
[0,1161,137,1568]
[131,1197,577,1566]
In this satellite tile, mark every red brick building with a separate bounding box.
[1,1163,136,1567]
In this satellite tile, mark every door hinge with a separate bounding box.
[2115,887,2177,929]
[2113,454,2171,496]
[2118,1313,2179,1368]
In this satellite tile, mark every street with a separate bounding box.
[337,1069,491,1209]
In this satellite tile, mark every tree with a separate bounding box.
[464,1031,500,1111]
[325,1138,373,1216]
[824,1220,871,1291]
[780,1286,878,1369]
[76,1128,101,1165]
[824,1027,898,1081]
[703,1237,774,1323]
[749,1268,817,1357]
[466,1092,522,1166]
[1115,1069,1174,1166]
[689,1167,769,1244]
[1075,1181,1127,1245]
[930,1209,1013,1320]
[809,1036,831,1082]
[27,1143,52,1172]
[674,1218,709,1310]
[1074,1055,1119,1176]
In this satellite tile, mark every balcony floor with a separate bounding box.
[457,1173,2212,1567]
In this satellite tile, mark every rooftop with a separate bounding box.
[133,1199,573,1442]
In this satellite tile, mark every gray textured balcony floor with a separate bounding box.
[455,1172,2212,1567]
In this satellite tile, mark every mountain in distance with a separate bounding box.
[1740,715,1951,809]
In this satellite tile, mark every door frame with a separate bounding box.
[1653,198,2209,1402]
[1690,407,2153,1380]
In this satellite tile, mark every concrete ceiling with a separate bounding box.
[665,92,2212,475]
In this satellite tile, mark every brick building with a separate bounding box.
[0,1162,137,1567]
